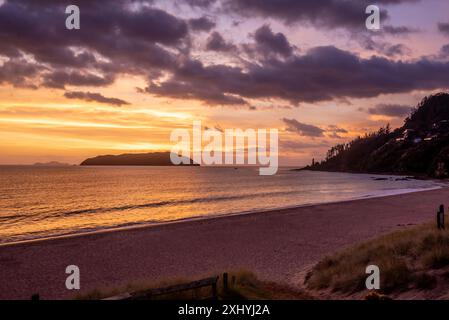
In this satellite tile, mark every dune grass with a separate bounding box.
[305,218,449,295]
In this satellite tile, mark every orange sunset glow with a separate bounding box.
[1,0,449,166]
[4,0,449,304]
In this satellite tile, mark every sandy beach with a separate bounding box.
[0,187,448,300]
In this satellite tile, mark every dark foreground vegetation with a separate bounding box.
[305,219,449,299]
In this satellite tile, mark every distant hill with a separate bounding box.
[305,93,449,178]
[33,161,72,167]
[80,152,197,166]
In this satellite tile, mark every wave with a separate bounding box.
[2,189,301,223]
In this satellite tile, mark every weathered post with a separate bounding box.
[212,278,218,299]
[437,204,445,230]
[442,205,445,230]
[437,205,441,229]
[223,272,228,293]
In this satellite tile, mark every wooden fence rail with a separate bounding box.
[104,276,219,300]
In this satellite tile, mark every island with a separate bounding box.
[80,151,197,166]
[33,161,73,167]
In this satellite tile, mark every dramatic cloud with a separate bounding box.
[43,71,115,89]
[206,32,237,52]
[438,22,449,36]
[282,121,348,140]
[368,104,412,117]
[282,118,324,137]
[64,91,130,107]
[383,25,417,35]
[221,0,419,31]
[0,0,188,88]
[358,34,411,57]
[148,45,449,105]
[440,44,449,58]
[148,80,247,106]
[0,58,41,88]
[0,0,445,109]
[382,43,411,57]
[188,16,216,32]
[183,0,217,8]
[253,25,294,57]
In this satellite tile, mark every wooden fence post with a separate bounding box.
[212,282,217,299]
[223,273,228,293]
[442,205,446,230]
[438,204,445,230]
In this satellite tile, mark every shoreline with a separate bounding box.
[1,184,444,247]
[1,187,448,299]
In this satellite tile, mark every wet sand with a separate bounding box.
[0,187,447,300]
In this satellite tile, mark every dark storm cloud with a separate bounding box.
[383,25,417,35]
[43,71,115,89]
[145,59,247,106]
[383,44,410,57]
[0,1,188,49]
[206,32,237,52]
[253,25,293,57]
[183,0,217,8]
[440,44,449,58]
[282,118,324,137]
[0,0,188,87]
[188,16,216,32]
[32,47,99,68]
[368,104,412,117]
[222,0,411,31]
[438,22,449,36]
[0,0,446,109]
[377,0,419,3]
[0,58,42,88]
[64,91,130,107]
[358,34,411,57]
[281,121,348,140]
[148,45,449,105]
[118,7,189,45]
[147,78,247,106]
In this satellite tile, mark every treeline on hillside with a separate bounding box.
[305,93,449,178]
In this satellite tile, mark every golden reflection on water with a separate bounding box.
[0,166,441,243]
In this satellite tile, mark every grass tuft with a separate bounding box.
[305,218,449,294]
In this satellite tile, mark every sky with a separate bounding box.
[1,0,449,165]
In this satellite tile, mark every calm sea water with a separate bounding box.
[0,166,445,244]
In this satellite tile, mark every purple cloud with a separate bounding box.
[64,91,130,107]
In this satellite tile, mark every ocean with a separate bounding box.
[0,166,445,244]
